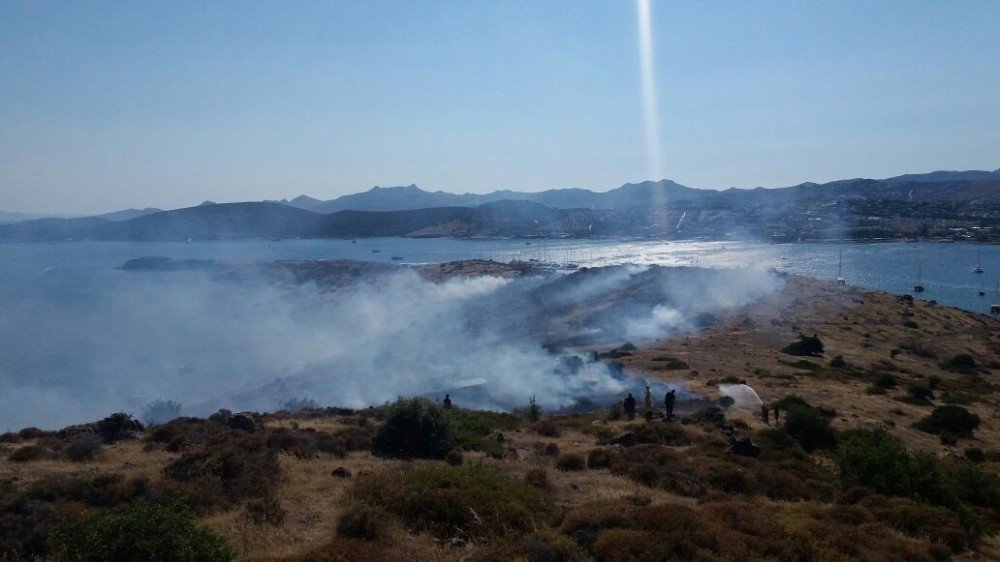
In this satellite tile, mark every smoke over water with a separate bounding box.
[0,262,782,430]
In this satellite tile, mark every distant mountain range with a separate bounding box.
[1,169,997,242]
[271,169,1000,213]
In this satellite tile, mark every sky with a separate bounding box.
[1,1,997,214]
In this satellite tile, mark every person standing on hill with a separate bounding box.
[644,386,653,411]
[664,389,676,419]
[443,394,452,409]
[624,393,637,420]
[773,404,780,424]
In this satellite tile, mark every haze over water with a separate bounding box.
[2,239,994,315]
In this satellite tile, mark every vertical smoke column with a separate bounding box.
[636,0,663,181]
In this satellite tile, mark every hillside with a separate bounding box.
[0,272,997,560]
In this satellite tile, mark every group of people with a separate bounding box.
[622,386,676,420]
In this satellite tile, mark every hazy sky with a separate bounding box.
[2,1,997,214]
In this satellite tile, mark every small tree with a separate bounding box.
[52,502,234,562]
[371,398,455,459]
[913,406,981,439]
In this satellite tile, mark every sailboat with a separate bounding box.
[972,251,983,274]
[913,264,925,293]
[836,248,846,285]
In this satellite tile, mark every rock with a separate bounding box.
[331,467,352,479]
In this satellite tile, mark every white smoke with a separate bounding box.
[0,263,783,430]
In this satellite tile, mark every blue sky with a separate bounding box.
[1,1,997,213]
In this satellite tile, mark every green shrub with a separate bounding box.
[348,464,551,539]
[940,354,977,374]
[834,428,953,506]
[370,398,455,459]
[781,400,836,452]
[51,502,234,562]
[913,406,981,439]
[444,408,519,455]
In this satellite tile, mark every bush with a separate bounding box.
[940,354,977,374]
[348,464,551,539]
[336,504,389,540]
[533,420,561,438]
[587,448,624,470]
[913,406,980,439]
[781,401,836,452]
[718,396,735,409]
[524,468,552,491]
[17,427,47,439]
[781,334,824,356]
[829,355,847,368]
[8,444,51,462]
[964,448,985,463]
[872,373,898,389]
[370,398,455,459]
[907,384,934,403]
[444,449,464,466]
[66,435,103,462]
[164,434,281,509]
[141,400,183,426]
[556,453,586,472]
[834,428,953,506]
[51,502,234,561]
[96,412,143,443]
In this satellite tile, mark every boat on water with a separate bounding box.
[391,256,404,261]
[972,251,984,273]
